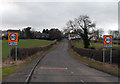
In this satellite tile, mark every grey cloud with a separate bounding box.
[2,2,118,33]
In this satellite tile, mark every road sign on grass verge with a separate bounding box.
[103,35,112,66]
[8,32,18,64]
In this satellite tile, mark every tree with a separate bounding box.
[42,29,46,33]
[49,28,63,41]
[45,29,49,34]
[108,29,112,35]
[66,15,96,48]
[63,27,71,37]
[42,29,49,34]
[23,27,34,39]
[94,28,104,41]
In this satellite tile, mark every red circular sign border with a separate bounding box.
[104,36,112,44]
[9,33,17,41]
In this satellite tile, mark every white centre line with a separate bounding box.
[80,80,85,83]
[40,67,68,70]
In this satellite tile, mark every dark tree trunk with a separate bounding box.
[83,29,90,48]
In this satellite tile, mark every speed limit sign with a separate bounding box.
[103,35,112,47]
[8,32,18,45]
[103,35,112,44]
[103,35,113,65]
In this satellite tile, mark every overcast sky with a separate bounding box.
[0,0,119,34]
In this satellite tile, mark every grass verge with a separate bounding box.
[2,40,53,59]
[68,42,119,77]
[73,40,120,50]
[2,42,59,78]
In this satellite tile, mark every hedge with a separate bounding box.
[91,40,120,45]
[11,40,56,60]
[70,41,119,64]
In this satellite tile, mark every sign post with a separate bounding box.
[110,47,112,65]
[8,32,18,64]
[103,35,112,65]
[9,46,11,64]
[103,48,105,65]
[15,46,17,64]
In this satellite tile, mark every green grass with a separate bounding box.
[90,42,120,50]
[73,40,120,50]
[2,65,18,77]
[2,40,53,59]
[2,42,59,78]
[72,40,84,48]
[90,42,103,49]
[2,53,39,78]
[2,52,39,78]
[68,43,119,77]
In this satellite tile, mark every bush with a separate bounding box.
[70,41,119,64]
[11,41,56,60]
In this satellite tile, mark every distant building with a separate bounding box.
[110,30,119,40]
[1,31,8,39]
[2,31,7,37]
[2,29,21,40]
[0,30,2,40]
[7,29,21,34]
[8,29,21,37]
[88,33,97,41]
[33,31,42,39]
[68,34,81,40]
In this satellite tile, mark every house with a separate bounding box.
[0,30,2,40]
[88,33,97,41]
[2,29,21,39]
[33,31,42,39]
[2,31,8,39]
[7,29,21,34]
[110,30,119,40]
[68,34,81,40]
[2,31,7,37]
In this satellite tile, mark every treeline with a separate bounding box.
[41,28,63,41]
[19,27,63,41]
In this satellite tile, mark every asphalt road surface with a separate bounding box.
[30,39,118,83]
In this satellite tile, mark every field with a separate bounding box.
[2,40,53,59]
[73,40,120,50]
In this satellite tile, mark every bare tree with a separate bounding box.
[66,15,96,48]
[108,29,112,35]
[95,28,104,40]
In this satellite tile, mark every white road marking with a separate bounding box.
[80,80,85,83]
[40,67,68,70]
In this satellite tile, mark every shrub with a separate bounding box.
[11,41,56,60]
[70,41,119,64]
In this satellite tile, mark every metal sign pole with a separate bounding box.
[103,47,105,65]
[9,46,11,64]
[110,47,112,65]
[103,35,113,66]
[8,32,18,65]
[15,46,17,64]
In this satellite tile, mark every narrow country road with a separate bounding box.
[30,39,118,82]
